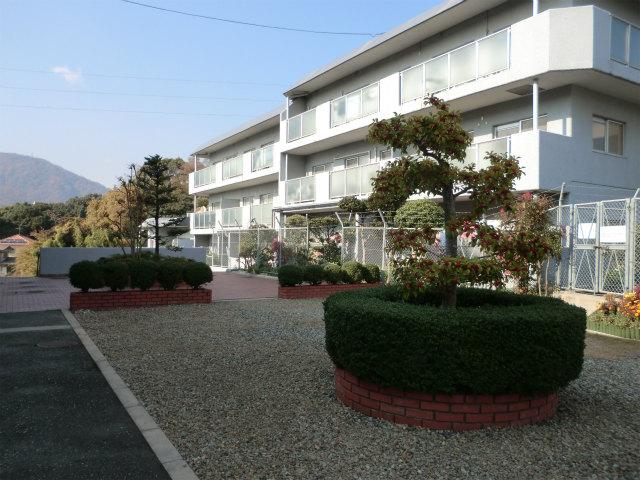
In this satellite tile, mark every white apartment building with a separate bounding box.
[188,0,640,246]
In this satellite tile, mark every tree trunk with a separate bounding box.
[154,202,161,257]
[441,185,458,308]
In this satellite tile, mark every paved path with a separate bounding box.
[210,272,277,300]
[0,310,170,479]
[0,277,74,313]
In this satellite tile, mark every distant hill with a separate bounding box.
[0,152,107,206]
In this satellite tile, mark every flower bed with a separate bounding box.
[70,288,211,311]
[278,281,378,299]
[590,289,640,340]
[324,286,586,431]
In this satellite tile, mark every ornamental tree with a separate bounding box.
[367,96,524,308]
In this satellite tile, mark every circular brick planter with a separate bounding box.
[335,367,558,431]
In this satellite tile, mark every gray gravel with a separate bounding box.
[76,300,640,480]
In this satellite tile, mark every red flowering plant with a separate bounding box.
[367,96,550,307]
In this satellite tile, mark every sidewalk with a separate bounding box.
[0,277,73,313]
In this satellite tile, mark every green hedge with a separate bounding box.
[69,260,105,292]
[183,262,213,289]
[323,286,586,395]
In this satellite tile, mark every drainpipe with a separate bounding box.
[532,78,539,131]
[532,0,539,15]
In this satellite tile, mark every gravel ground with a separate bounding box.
[76,300,640,480]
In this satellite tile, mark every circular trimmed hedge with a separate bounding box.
[323,286,586,395]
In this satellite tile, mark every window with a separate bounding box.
[611,17,640,69]
[259,193,273,204]
[241,196,254,207]
[593,116,624,155]
[341,153,370,168]
[312,164,330,175]
[493,115,547,138]
[222,155,242,180]
[251,144,273,171]
[330,83,379,127]
[379,148,402,161]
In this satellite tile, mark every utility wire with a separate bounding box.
[118,0,382,37]
[0,85,280,103]
[0,104,253,117]
[0,67,286,87]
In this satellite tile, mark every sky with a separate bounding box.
[0,0,439,188]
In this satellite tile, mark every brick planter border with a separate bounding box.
[278,282,379,299]
[335,367,558,431]
[70,288,212,311]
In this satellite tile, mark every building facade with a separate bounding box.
[188,0,640,250]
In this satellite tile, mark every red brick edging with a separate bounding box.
[70,288,212,311]
[278,282,378,299]
[335,367,558,431]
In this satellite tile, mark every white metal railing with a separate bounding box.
[250,203,273,227]
[221,207,242,227]
[400,28,510,103]
[194,165,216,188]
[287,109,316,142]
[330,82,380,128]
[251,144,274,171]
[222,156,243,180]
[285,176,315,204]
[192,211,216,229]
[329,163,379,198]
[610,16,640,68]
[463,137,510,169]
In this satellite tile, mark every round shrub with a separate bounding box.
[323,286,586,395]
[101,261,129,291]
[157,261,183,290]
[277,264,304,287]
[182,262,213,289]
[69,260,104,292]
[323,263,342,284]
[395,199,444,229]
[129,260,158,291]
[303,264,325,285]
[363,263,381,284]
[341,261,365,284]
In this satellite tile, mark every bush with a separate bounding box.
[341,260,365,284]
[394,199,445,229]
[363,263,381,283]
[338,196,368,213]
[157,261,183,290]
[69,260,104,292]
[323,263,342,284]
[285,214,307,227]
[129,260,158,291]
[278,264,304,287]
[303,264,325,285]
[323,286,586,395]
[101,261,129,291]
[182,262,213,289]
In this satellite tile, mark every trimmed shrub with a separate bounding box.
[129,260,158,291]
[69,261,104,292]
[101,261,129,291]
[278,264,304,287]
[323,263,342,284]
[395,199,445,229]
[363,263,381,284]
[341,261,365,284]
[157,261,183,290]
[182,262,213,289]
[303,264,325,285]
[323,286,586,395]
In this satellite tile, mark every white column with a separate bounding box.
[532,79,539,131]
[532,0,539,15]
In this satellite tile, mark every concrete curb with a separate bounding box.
[61,309,199,480]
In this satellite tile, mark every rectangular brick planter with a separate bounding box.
[70,288,212,311]
[278,282,378,299]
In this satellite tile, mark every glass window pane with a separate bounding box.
[592,118,606,151]
[630,26,640,68]
[494,122,519,138]
[263,145,273,168]
[538,116,548,131]
[251,150,261,171]
[300,176,315,202]
[450,43,476,85]
[345,168,360,195]
[361,164,378,194]
[401,64,423,103]
[362,84,379,115]
[331,98,346,127]
[330,170,345,198]
[288,116,301,141]
[346,91,361,122]
[608,121,623,155]
[611,17,629,63]
[345,156,359,168]
[425,55,449,93]
[286,179,300,204]
[477,29,509,76]
[301,110,316,137]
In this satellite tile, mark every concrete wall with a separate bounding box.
[39,248,206,276]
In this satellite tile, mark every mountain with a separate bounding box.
[0,152,107,206]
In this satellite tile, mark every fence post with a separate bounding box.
[379,209,388,270]
[335,212,344,264]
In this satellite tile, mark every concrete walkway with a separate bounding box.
[210,272,277,301]
[0,277,74,313]
[0,310,171,479]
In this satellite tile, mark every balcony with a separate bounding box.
[249,204,274,227]
[329,163,379,199]
[190,211,216,231]
[285,176,315,204]
[464,137,510,169]
[287,109,316,142]
[193,166,216,188]
[330,83,379,128]
[221,207,243,227]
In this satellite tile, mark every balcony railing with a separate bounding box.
[330,82,379,128]
[251,144,274,171]
[285,176,315,204]
[192,211,216,229]
[400,28,510,103]
[464,137,510,169]
[250,204,273,227]
[194,165,216,188]
[221,207,242,227]
[329,163,379,199]
[287,109,316,142]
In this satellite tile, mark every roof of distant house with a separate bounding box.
[0,234,34,246]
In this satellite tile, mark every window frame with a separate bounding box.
[492,115,548,138]
[592,116,624,156]
[610,16,640,70]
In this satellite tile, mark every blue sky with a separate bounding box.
[0,0,438,187]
